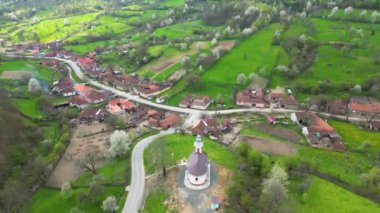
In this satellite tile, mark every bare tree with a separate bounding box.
[76,151,99,175]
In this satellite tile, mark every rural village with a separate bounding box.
[0,1,380,213]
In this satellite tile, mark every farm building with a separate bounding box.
[369,121,380,131]
[191,96,213,110]
[106,99,135,114]
[348,97,380,117]
[236,90,265,108]
[291,112,346,151]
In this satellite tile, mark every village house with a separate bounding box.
[133,82,169,99]
[79,108,109,124]
[191,96,213,110]
[291,112,346,151]
[46,40,62,51]
[148,111,180,129]
[114,75,140,91]
[236,90,266,108]
[326,100,348,116]
[268,91,298,110]
[191,118,226,140]
[348,96,380,117]
[74,84,93,95]
[179,95,194,108]
[369,121,380,131]
[279,95,298,110]
[68,95,91,109]
[52,77,76,97]
[77,57,102,78]
[192,118,217,135]
[106,99,135,114]
[83,90,106,104]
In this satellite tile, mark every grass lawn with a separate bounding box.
[144,134,238,174]
[15,98,43,119]
[160,0,184,7]
[66,15,133,43]
[24,186,124,213]
[291,176,380,212]
[66,40,116,55]
[143,188,168,213]
[0,59,63,84]
[73,158,129,187]
[281,18,380,101]
[10,13,99,43]
[293,45,380,86]
[241,118,380,187]
[329,120,380,157]
[154,20,220,40]
[166,23,288,107]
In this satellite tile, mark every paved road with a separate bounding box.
[122,129,175,213]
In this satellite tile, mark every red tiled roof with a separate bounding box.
[269,92,285,99]
[69,95,91,106]
[180,95,193,106]
[192,96,212,107]
[160,114,179,129]
[84,90,105,102]
[280,95,298,106]
[348,97,380,113]
[74,84,93,94]
[77,57,94,64]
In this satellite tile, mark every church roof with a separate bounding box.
[188,152,208,176]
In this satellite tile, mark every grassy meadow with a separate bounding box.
[166,23,288,107]
[144,134,238,174]
[291,176,380,212]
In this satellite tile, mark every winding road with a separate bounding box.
[8,55,379,213]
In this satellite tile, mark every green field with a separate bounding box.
[10,13,99,43]
[0,59,62,84]
[280,18,380,101]
[144,134,238,174]
[24,186,124,213]
[15,99,43,119]
[66,15,133,43]
[292,176,380,212]
[154,20,220,40]
[143,188,168,213]
[73,158,129,187]
[166,23,288,107]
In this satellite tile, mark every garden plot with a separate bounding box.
[213,40,236,51]
[238,136,296,156]
[0,70,32,80]
[255,123,302,142]
[46,123,111,188]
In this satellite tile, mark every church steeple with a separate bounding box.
[194,134,203,153]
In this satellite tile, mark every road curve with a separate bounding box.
[122,129,175,213]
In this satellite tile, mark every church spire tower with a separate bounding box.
[194,134,204,153]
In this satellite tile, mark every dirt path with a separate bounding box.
[238,136,296,156]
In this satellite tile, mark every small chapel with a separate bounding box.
[185,135,210,187]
